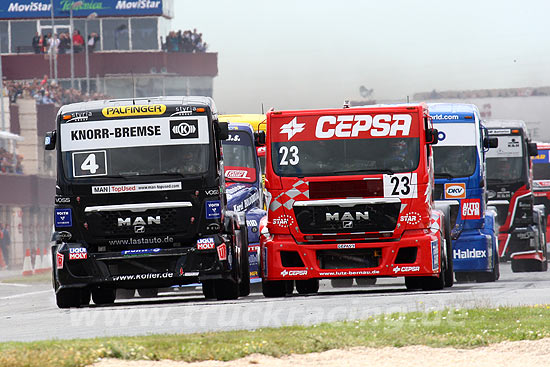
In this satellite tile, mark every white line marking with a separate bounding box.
[0,290,50,300]
[0,282,31,288]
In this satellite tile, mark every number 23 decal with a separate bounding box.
[383,173,417,198]
[279,146,299,166]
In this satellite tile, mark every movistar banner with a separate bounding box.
[0,0,170,19]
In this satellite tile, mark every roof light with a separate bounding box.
[196,107,205,113]
[63,115,71,120]
[512,129,520,133]
[464,115,472,119]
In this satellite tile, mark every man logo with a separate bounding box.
[170,120,198,139]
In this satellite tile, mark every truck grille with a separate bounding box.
[86,207,191,237]
[294,202,399,234]
[317,249,380,269]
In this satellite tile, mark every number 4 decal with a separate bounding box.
[72,150,108,177]
[383,173,417,198]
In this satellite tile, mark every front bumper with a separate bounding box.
[261,231,441,281]
[452,230,493,272]
[54,241,233,290]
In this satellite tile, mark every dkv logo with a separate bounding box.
[444,183,466,199]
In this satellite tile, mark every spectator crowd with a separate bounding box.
[0,148,23,175]
[3,77,109,106]
[31,30,100,55]
[163,29,208,53]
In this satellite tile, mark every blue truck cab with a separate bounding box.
[429,103,500,282]
[222,122,267,283]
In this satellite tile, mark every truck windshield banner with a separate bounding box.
[60,116,209,152]
[485,136,523,158]
[433,123,476,146]
[271,113,417,142]
[0,1,166,19]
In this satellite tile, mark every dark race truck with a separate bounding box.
[221,121,267,283]
[430,103,500,282]
[260,104,453,297]
[45,96,250,307]
[485,120,548,272]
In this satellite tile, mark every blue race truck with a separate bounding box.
[430,103,500,282]
[221,122,267,284]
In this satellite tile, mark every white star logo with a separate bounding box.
[280,117,305,140]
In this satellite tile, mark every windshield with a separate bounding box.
[60,116,210,179]
[433,146,477,178]
[222,130,257,183]
[534,163,550,180]
[271,137,420,177]
[486,157,524,182]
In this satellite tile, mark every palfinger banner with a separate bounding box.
[60,116,209,151]
[0,0,171,20]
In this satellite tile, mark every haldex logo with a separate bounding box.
[453,249,487,259]
[325,211,369,221]
[170,120,198,139]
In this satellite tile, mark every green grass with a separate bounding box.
[1,305,550,367]
[0,272,52,284]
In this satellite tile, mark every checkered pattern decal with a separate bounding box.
[269,180,310,212]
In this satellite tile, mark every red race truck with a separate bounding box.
[260,104,453,296]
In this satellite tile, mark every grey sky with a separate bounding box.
[173,0,550,113]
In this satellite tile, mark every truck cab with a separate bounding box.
[221,121,267,283]
[46,96,250,307]
[260,104,453,297]
[485,120,548,272]
[429,103,499,282]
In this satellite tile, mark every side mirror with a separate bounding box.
[528,142,539,156]
[254,130,266,146]
[217,121,229,140]
[484,137,498,149]
[45,130,56,150]
[425,128,438,144]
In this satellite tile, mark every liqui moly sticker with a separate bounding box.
[461,199,481,220]
[197,237,215,250]
[92,182,181,194]
[56,253,64,269]
[69,247,87,260]
[217,243,227,260]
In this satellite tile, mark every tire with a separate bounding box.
[285,280,295,295]
[137,288,158,298]
[215,279,239,300]
[79,288,91,306]
[116,289,135,299]
[238,227,250,297]
[455,272,471,283]
[295,279,319,295]
[202,280,216,299]
[511,258,525,272]
[356,277,377,286]
[331,278,353,288]
[92,288,116,305]
[437,205,453,288]
[405,276,422,290]
[56,288,81,309]
[262,280,287,298]
[475,250,499,283]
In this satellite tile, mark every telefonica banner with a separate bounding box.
[0,0,171,19]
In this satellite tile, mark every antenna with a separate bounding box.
[261,103,264,114]
[406,95,410,103]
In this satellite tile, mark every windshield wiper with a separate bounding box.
[331,168,396,175]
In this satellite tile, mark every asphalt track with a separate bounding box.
[1,263,550,342]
